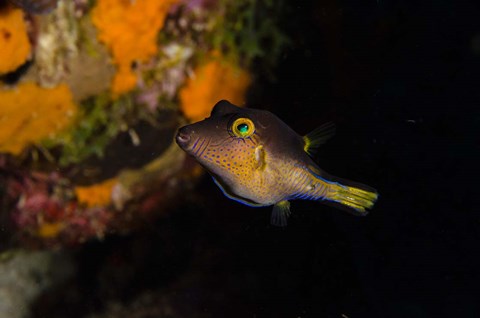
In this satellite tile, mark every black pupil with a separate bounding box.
[237,123,249,133]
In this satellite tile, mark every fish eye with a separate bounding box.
[231,118,255,138]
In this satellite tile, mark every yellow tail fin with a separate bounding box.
[307,165,378,215]
[326,183,378,215]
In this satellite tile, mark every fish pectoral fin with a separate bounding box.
[271,200,291,227]
[303,122,336,156]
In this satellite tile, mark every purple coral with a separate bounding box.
[170,0,219,13]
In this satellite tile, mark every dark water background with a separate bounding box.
[34,0,479,317]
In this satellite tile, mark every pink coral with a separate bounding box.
[2,162,113,247]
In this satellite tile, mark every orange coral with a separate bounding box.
[179,55,252,122]
[37,222,64,238]
[91,0,179,95]
[74,178,118,207]
[0,6,31,74]
[0,82,77,155]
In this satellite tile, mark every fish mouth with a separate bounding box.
[175,126,193,150]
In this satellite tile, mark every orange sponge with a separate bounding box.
[0,82,77,155]
[0,7,31,74]
[179,54,251,122]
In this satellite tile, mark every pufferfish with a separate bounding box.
[176,100,378,226]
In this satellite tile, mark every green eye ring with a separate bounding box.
[231,118,255,138]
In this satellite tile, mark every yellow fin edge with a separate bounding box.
[328,184,379,213]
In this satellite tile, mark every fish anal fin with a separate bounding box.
[271,200,291,227]
[303,122,336,156]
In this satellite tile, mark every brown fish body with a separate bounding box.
[176,100,378,226]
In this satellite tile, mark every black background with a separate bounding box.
[250,1,480,316]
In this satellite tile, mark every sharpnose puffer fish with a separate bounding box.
[176,100,378,226]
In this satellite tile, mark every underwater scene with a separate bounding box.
[0,0,478,317]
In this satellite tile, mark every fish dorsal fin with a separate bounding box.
[303,122,336,156]
[271,200,291,227]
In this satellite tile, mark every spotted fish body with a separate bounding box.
[176,100,378,226]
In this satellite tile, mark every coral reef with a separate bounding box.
[0,135,192,247]
[0,82,77,155]
[31,0,78,87]
[0,6,31,74]
[8,0,59,14]
[91,0,180,95]
[4,163,113,246]
[179,52,251,122]
[0,0,286,247]
[74,178,118,208]
[25,3,115,101]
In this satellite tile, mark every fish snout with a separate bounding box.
[176,126,193,149]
